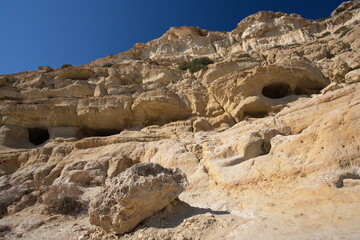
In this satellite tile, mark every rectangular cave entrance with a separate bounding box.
[262,82,323,99]
[80,128,121,138]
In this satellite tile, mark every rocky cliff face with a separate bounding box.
[1,1,360,239]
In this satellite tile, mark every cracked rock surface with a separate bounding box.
[1,1,360,239]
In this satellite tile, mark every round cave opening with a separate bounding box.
[262,83,291,99]
[28,128,50,145]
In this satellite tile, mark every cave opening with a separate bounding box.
[28,128,50,145]
[260,141,271,155]
[262,83,291,99]
[81,128,121,138]
[244,111,268,119]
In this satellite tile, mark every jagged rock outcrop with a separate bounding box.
[89,163,187,234]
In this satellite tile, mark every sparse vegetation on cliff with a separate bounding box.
[41,184,84,215]
[61,64,73,68]
[340,27,354,38]
[320,31,331,38]
[179,57,214,73]
[101,63,114,68]
[238,53,251,58]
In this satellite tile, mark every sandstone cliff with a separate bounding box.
[0,1,360,239]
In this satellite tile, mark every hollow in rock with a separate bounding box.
[28,128,49,145]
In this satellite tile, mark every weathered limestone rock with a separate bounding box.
[192,118,212,132]
[58,67,93,80]
[48,126,82,139]
[207,59,329,122]
[38,66,53,72]
[89,163,188,234]
[0,2,360,239]
[331,60,350,82]
[142,69,181,85]
[345,69,360,83]
[0,77,7,87]
[94,81,107,97]
[0,125,29,148]
[320,82,343,94]
[343,179,360,188]
[132,88,192,126]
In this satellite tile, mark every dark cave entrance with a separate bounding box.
[262,83,291,99]
[81,128,121,138]
[243,111,268,119]
[28,128,50,145]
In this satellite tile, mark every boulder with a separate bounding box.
[89,163,188,234]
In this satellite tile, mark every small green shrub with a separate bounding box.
[238,53,251,58]
[336,7,346,14]
[320,31,331,38]
[101,63,114,68]
[178,57,214,73]
[340,27,353,38]
[61,64,72,69]
[0,185,30,216]
[315,17,327,22]
[287,43,300,48]
[56,196,82,214]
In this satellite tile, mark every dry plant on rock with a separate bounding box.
[41,183,84,215]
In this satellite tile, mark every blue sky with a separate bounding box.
[0,0,345,75]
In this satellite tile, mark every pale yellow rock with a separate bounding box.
[0,125,29,148]
[1,2,360,240]
[320,82,343,94]
[142,69,181,85]
[89,163,188,234]
[343,179,360,188]
[48,126,82,139]
[58,67,93,80]
[94,81,107,97]
[192,118,212,132]
[345,69,360,83]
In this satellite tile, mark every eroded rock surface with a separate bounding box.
[89,163,187,234]
[0,1,360,240]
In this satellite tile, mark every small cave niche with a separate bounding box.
[294,87,307,95]
[262,83,291,99]
[260,141,271,155]
[81,128,121,138]
[335,172,360,188]
[28,128,50,145]
[244,111,268,119]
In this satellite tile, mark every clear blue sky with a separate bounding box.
[0,0,346,75]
